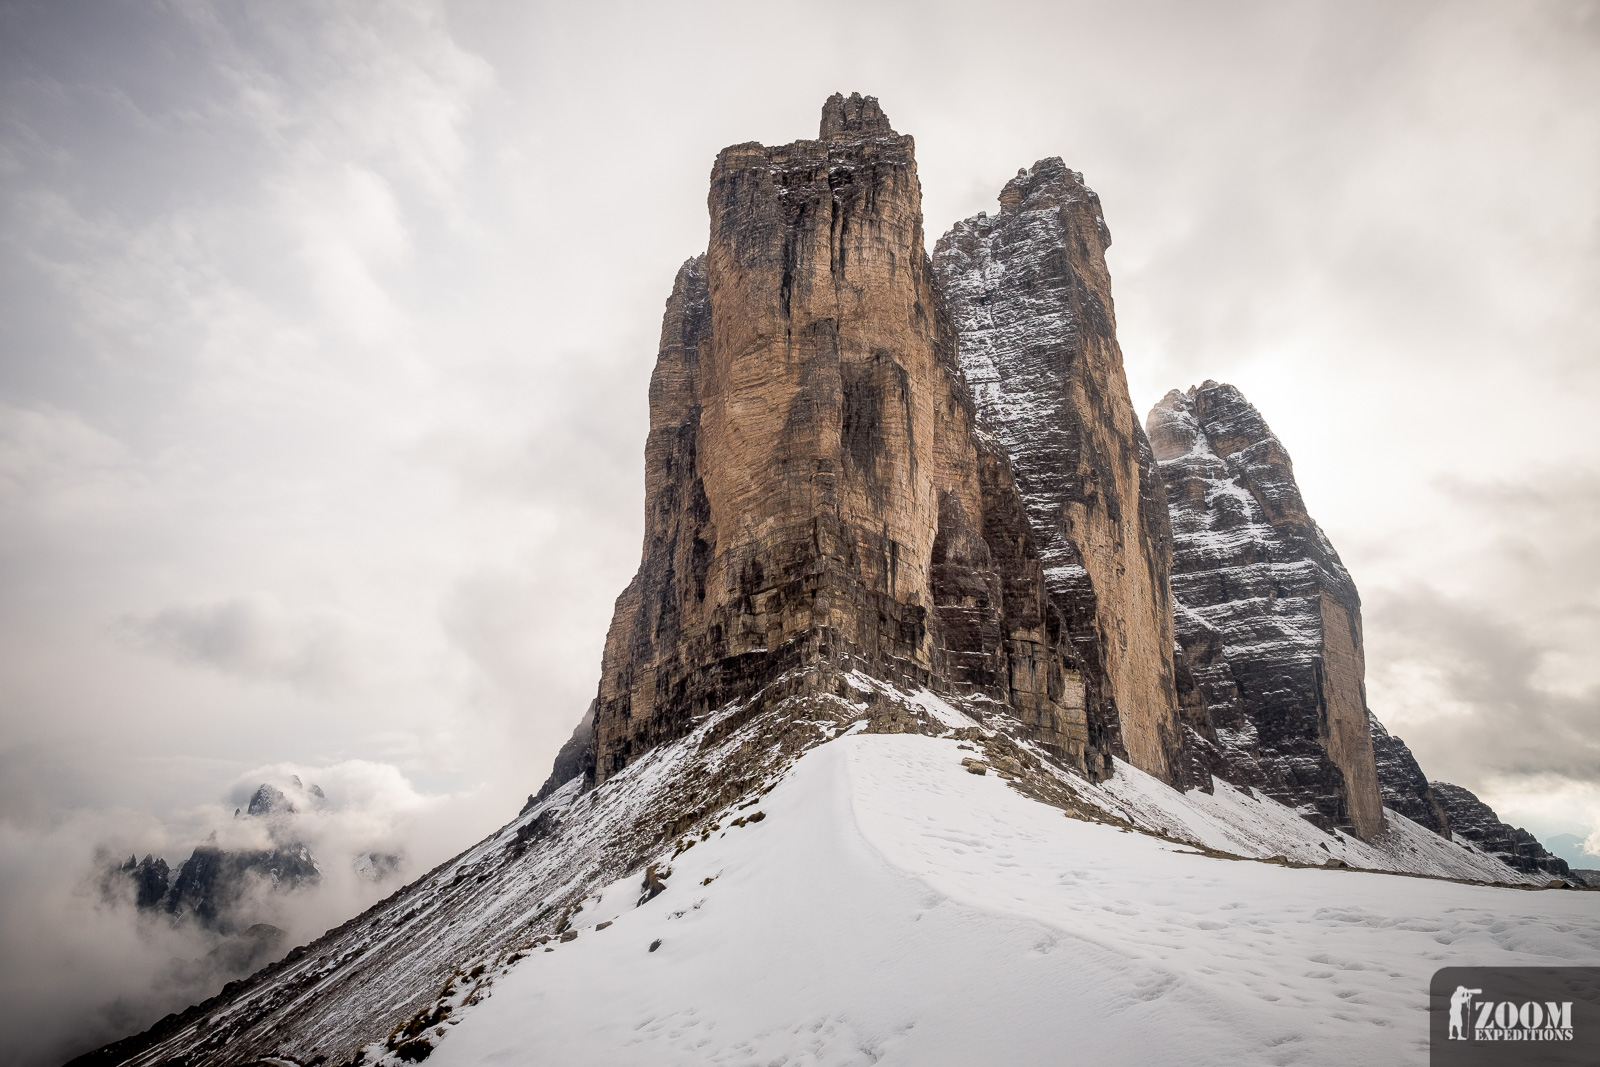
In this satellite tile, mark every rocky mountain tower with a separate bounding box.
[934,160,1183,784]
[579,95,1097,787]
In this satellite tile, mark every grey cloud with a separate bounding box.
[112,598,355,692]
[0,832,258,1067]
[1371,586,1600,781]
[1,756,451,1066]
[1365,468,1600,800]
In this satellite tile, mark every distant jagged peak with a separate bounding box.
[242,775,328,817]
[1150,381,1282,471]
[246,782,294,817]
[1146,388,1206,461]
[818,91,897,140]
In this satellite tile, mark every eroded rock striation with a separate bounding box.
[572,94,1094,789]
[934,160,1182,784]
[1146,382,1385,838]
[1429,781,1571,878]
[1368,713,1450,836]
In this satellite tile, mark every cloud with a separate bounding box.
[113,596,357,693]
[0,401,142,518]
[0,811,229,1067]
[0,757,461,1067]
[1369,586,1600,780]
[276,162,411,343]
[1364,468,1600,841]
[167,0,494,195]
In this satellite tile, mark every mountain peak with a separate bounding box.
[246,782,294,816]
[818,91,896,140]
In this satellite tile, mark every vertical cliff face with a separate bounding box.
[585,96,1093,786]
[932,159,1182,785]
[589,256,720,782]
[1368,713,1450,836]
[1146,382,1385,838]
[698,96,941,687]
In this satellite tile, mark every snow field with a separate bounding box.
[424,734,1600,1066]
[1079,758,1539,884]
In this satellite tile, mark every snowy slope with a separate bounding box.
[845,679,1542,887]
[79,685,871,1067]
[1080,761,1545,884]
[409,733,1600,1067]
[84,683,1585,1067]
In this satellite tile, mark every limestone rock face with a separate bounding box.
[1429,782,1570,877]
[1147,382,1385,838]
[534,699,595,803]
[582,95,1092,788]
[163,845,319,931]
[933,159,1182,784]
[588,255,721,783]
[1368,713,1450,836]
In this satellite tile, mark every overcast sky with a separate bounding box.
[1,0,1597,1061]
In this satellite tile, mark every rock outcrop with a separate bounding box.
[934,160,1182,785]
[114,853,171,909]
[246,783,293,816]
[107,779,326,932]
[578,94,1095,788]
[1368,713,1450,836]
[108,841,320,933]
[535,699,596,802]
[1146,382,1385,838]
[1429,781,1571,878]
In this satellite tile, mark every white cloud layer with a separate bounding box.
[0,758,458,1067]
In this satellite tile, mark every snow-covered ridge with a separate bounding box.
[1081,761,1542,884]
[83,679,1568,1067]
[81,675,888,1067]
[403,735,1593,1067]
